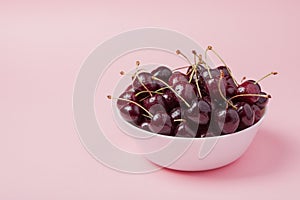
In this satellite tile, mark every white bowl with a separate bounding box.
[112,65,265,171]
[113,102,265,171]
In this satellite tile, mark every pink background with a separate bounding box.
[1,0,300,199]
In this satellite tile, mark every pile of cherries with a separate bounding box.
[108,46,276,138]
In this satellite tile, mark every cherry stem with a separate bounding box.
[193,52,208,68]
[131,69,152,97]
[155,86,169,92]
[254,72,278,84]
[120,69,146,80]
[174,119,186,122]
[192,65,202,98]
[107,95,153,118]
[139,96,149,102]
[218,71,237,109]
[195,75,202,98]
[142,114,152,119]
[193,51,197,66]
[189,69,195,83]
[188,50,197,82]
[241,76,246,83]
[132,61,151,96]
[138,75,152,96]
[228,93,271,102]
[151,76,191,108]
[208,46,227,67]
[176,50,193,67]
[135,90,163,97]
[192,50,201,65]
[136,60,140,69]
[207,46,238,86]
[178,50,202,98]
[204,47,212,78]
[172,65,190,72]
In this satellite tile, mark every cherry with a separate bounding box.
[206,76,226,100]
[152,76,191,108]
[235,102,255,130]
[256,92,269,109]
[114,49,277,138]
[236,80,261,103]
[143,94,167,114]
[200,68,220,81]
[125,84,135,92]
[215,108,240,134]
[173,81,197,105]
[175,122,197,138]
[168,71,188,86]
[236,72,277,104]
[108,95,153,120]
[162,89,180,111]
[119,103,141,123]
[117,91,137,109]
[251,104,263,123]
[196,124,210,137]
[225,77,237,97]
[185,99,211,125]
[151,66,172,82]
[132,72,158,92]
[140,120,151,132]
[149,111,173,135]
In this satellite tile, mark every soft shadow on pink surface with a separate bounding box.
[162,128,292,179]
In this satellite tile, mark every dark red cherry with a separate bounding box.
[173,81,197,104]
[119,103,141,123]
[237,80,261,103]
[196,124,210,137]
[256,92,269,109]
[235,102,255,130]
[201,68,220,80]
[206,77,226,100]
[168,72,188,86]
[132,72,158,91]
[225,77,237,97]
[143,94,167,113]
[215,108,240,134]
[151,66,172,82]
[252,104,263,123]
[162,89,180,111]
[126,84,135,92]
[185,99,211,125]
[140,121,151,132]
[174,122,197,138]
[117,91,137,109]
[149,111,173,135]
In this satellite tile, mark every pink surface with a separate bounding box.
[1,0,300,199]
